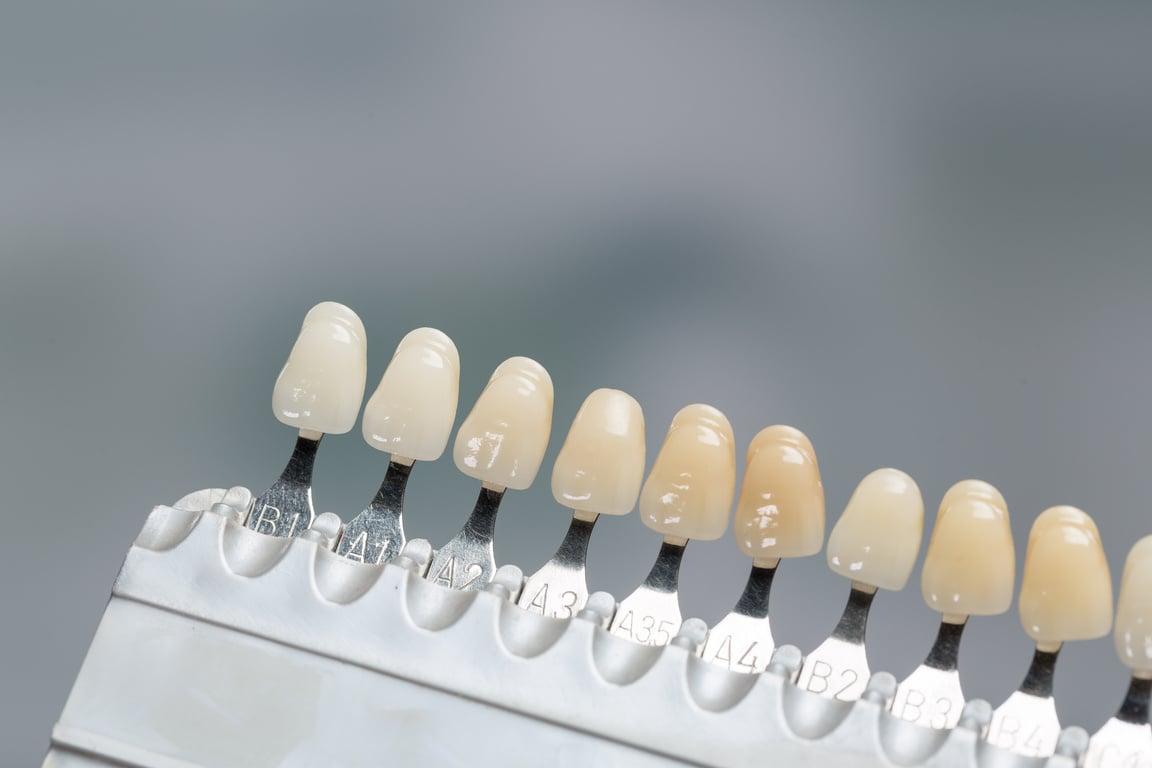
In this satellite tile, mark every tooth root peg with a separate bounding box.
[426,356,554,591]
[336,328,460,565]
[518,389,646,619]
[247,302,368,538]
[987,506,1113,759]
[796,468,924,701]
[1085,535,1152,768]
[608,404,736,647]
[700,425,824,673]
[892,480,1015,729]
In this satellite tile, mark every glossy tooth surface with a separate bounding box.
[551,388,646,516]
[271,302,367,434]
[827,468,924,590]
[733,425,824,559]
[453,356,553,490]
[638,404,736,541]
[1019,506,1113,644]
[921,479,1015,616]
[1114,535,1152,672]
[361,328,459,461]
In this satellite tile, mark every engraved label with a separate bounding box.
[525,584,549,615]
[932,696,952,730]
[833,669,860,700]
[736,642,760,672]
[459,562,485,590]
[804,659,833,695]
[252,504,281,535]
[898,688,926,723]
[712,635,733,667]
[430,556,457,587]
[556,590,578,620]
[615,610,635,640]
[343,531,369,563]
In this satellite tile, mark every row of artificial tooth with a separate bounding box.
[248,302,1151,765]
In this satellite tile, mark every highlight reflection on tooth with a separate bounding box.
[427,357,554,591]
[987,506,1113,759]
[248,302,368,538]
[337,328,460,565]
[609,404,736,646]
[796,468,923,702]
[700,425,824,673]
[892,479,1015,730]
[519,389,646,619]
[1086,536,1152,768]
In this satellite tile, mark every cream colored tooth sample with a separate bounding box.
[453,356,553,490]
[1115,535,1152,674]
[638,404,736,541]
[271,301,367,434]
[361,328,459,461]
[1019,506,1113,644]
[733,425,825,559]
[827,468,924,591]
[920,480,1015,616]
[551,389,646,516]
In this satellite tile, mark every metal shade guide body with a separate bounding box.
[608,538,688,646]
[795,582,877,701]
[891,618,968,729]
[986,645,1063,758]
[698,558,779,674]
[1084,676,1152,767]
[518,512,599,619]
[426,484,506,591]
[246,432,321,538]
[336,460,414,565]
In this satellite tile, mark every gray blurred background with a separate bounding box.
[3,3,1152,764]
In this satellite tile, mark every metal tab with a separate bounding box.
[246,434,320,538]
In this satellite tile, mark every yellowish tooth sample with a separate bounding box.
[1019,506,1113,645]
[733,425,825,559]
[362,328,460,462]
[452,356,553,490]
[1114,535,1152,674]
[920,479,1015,616]
[826,468,924,591]
[551,389,646,517]
[638,404,736,541]
[271,301,368,434]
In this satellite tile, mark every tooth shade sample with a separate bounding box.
[551,388,646,516]
[271,302,367,434]
[453,356,553,490]
[1019,506,1113,644]
[733,425,824,559]
[920,479,1015,616]
[361,328,460,461]
[1114,536,1152,673]
[826,468,924,591]
[638,404,736,541]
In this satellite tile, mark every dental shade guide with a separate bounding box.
[45,307,1136,768]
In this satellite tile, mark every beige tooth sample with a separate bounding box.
[639,403,736,541]
[453,356,553,490]
[827,468,924,591]
[1019,506,1113,645]
[921,480,1015,616]
[1116,536,1152,674]
[734,425,824,560]
[551,388,646,516]
[271,301,368,434]
[362,328,460,462]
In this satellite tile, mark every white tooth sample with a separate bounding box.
[826,468,924,591]
[271,302,367,434]
[453,356,553,490]
[733,424,824,560]
[1019,506,1113,645]
[361,328,460,462]
[638,404,736,541]
[551,388,646,516]
[921,479,1015,616]
[1116,536,1152,674]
